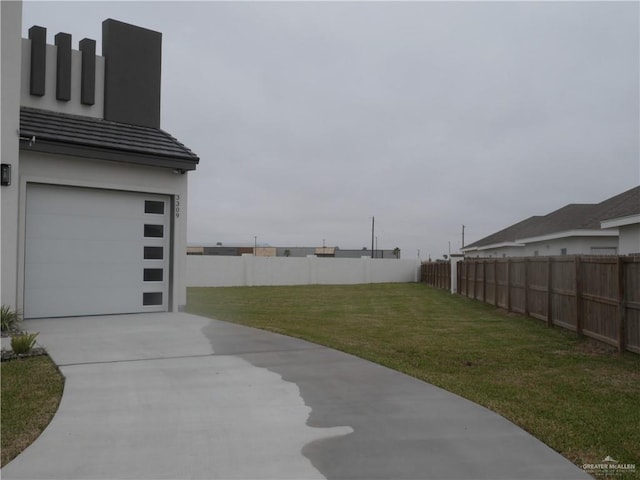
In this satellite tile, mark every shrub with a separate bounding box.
[1,305,22,334]
[11,333,39,355]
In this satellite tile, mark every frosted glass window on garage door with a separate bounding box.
[24,184,171,318]
[142,199,169,309]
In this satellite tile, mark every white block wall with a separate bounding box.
[187,255,420,287]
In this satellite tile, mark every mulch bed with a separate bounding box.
[1,347,47,362]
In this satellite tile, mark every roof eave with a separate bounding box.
[601,214,640,229]
[462,241,525,252]
[20,138,199,171]
[516,229,618,244]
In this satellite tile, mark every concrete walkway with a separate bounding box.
[2,313,590,480]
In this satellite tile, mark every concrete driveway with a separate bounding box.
[2,312,590,480]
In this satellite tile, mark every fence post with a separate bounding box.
[524,258,529,317]
[471,262,476,299]
[494,259,498,306]
[243,253,255,287]
[547,257,553,327]
[482,260,487,302]
[308,255,318,284]
[575,256,583,336]
[618,256,626,353]
[449,254,464,294]
[507,258,512,312]
[465,261,469,297]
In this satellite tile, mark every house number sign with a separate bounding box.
[175,194,181,218]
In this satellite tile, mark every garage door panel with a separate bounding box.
[26,262,143,288]
[26,238,143,264]
[25,184,170,318]
[27,186,154,219]
[27,214,142,242]
[25,287,145,319]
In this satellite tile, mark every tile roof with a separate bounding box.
[465,186,640,249]
[19,107,199,170]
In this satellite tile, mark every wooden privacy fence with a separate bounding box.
[455,256,640,354]
[421,262,451,290]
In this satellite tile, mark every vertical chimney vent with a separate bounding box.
[28,25,47,96]
[79,38,96,105]
[54,32,71,101]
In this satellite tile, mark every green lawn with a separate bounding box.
[1,355,64,466]
[188,283,640,477]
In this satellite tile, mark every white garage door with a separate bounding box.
[25,184,170,318]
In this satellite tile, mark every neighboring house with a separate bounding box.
[600,190,640,255]
[462,186,639,258]
[1,3,199,318]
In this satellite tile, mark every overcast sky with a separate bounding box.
[22,1,639,260]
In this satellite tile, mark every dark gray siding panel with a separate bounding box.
[28,26,47,96]
[55,32,72,101]
[102,19,161,128]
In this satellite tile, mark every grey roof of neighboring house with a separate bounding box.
[598,185,640,221]
[465,186,640,249]
[19,107,199,171]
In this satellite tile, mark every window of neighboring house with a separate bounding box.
[590,247,617,255]
[561,248,567,256]
[533,250,539,257]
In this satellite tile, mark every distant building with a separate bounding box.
[462,186,639,258]
[187,244,401,258]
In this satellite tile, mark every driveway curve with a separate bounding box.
[2,313,590,480]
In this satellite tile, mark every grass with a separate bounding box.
[187,283,640,477]
[1,356,64,466]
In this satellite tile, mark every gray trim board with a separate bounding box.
[55,32,72,101]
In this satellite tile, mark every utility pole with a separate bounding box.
[462,225,465,249]
[371,216,375,259]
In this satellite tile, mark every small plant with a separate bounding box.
[1,305,22,334]
[11,332,39,355]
